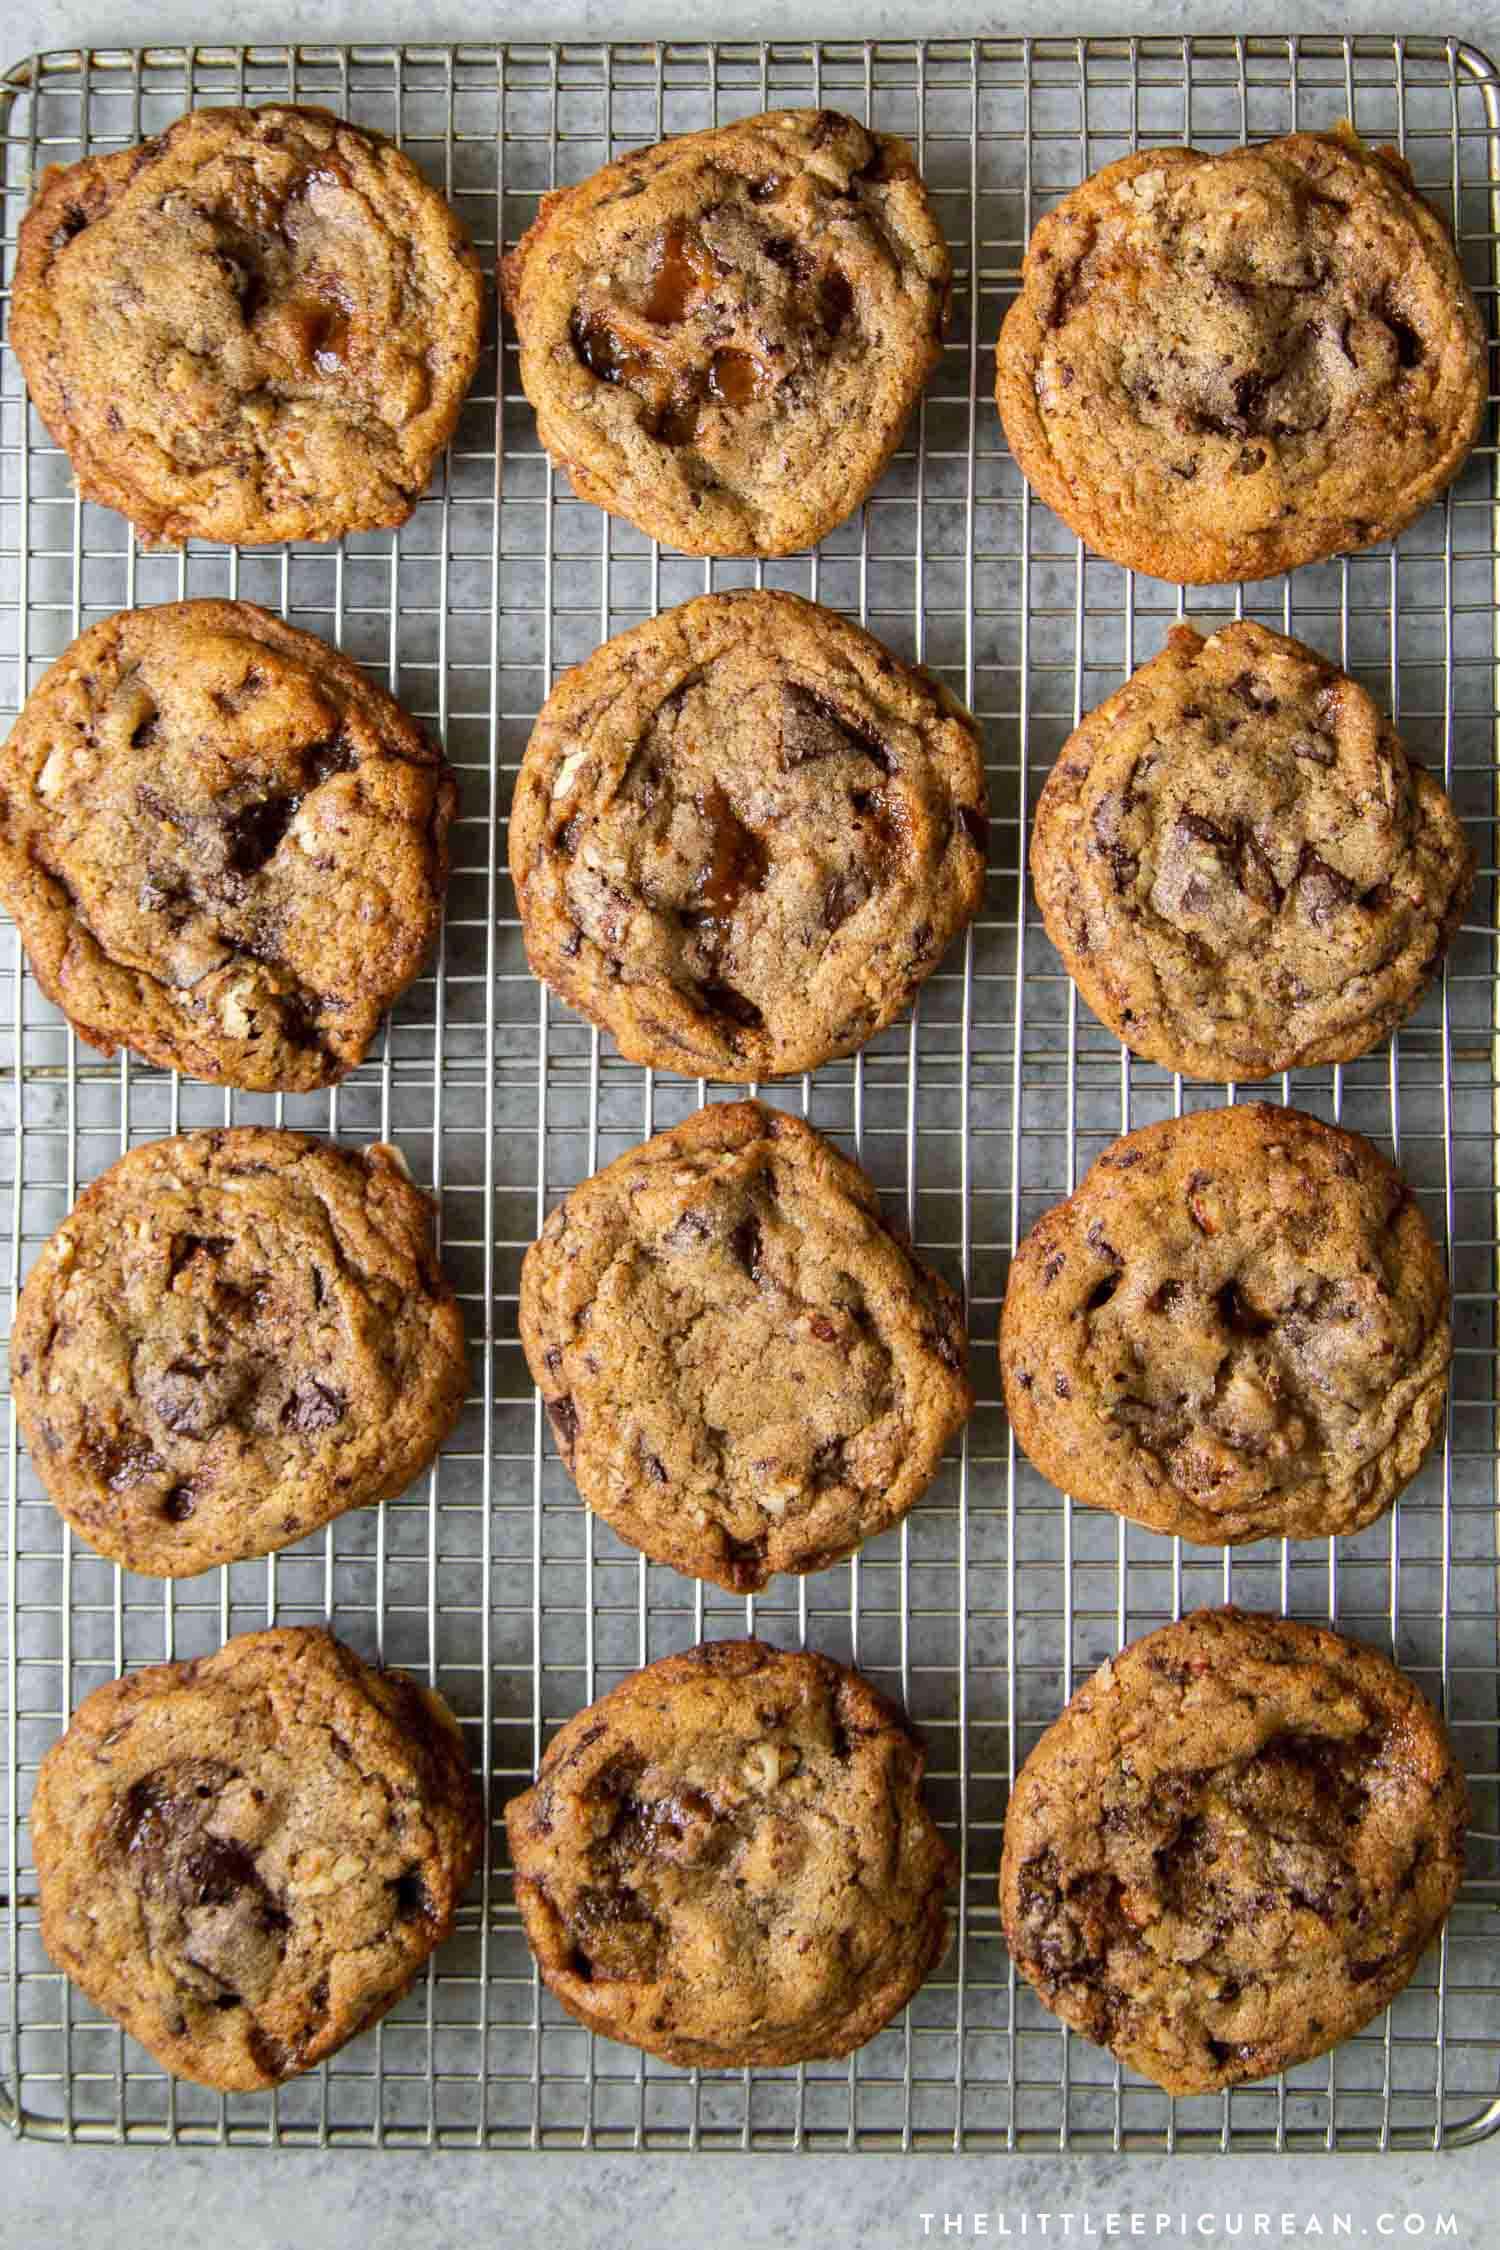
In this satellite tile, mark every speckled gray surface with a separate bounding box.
[6,2141,1500,2243]
[4,3,1500,2240]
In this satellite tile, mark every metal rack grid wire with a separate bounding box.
[0,33,1498,2153]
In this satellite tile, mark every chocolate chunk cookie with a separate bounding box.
[520,1101,972,1592]
[9,104,483,546]
[33,1627,484,2090]
[999,1105,1449,1545]
[1001,1607,1468,2093]
[506,1638,954,2066]
[502,108,951,555]
[509,590,987,1080]
[12,1129,468,1577]
[996,132,1485,584]
[1031,621,1474,1080]
[0,600,456,1092]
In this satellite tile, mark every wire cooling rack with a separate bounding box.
[0,33,1498,2155]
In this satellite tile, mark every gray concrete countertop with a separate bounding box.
[4,5,1500,2243]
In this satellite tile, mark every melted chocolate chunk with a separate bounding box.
[818,267,854,336]
[303,732,356,785]
[548,1394,580,1460]
[1215,1278,1273,1339]
[49,204,91,253]
[779,681,894,774]
[849,786,906,880]
[1297,849,1358,926]
[148,1356,252,1440]
[1375,289,1425,371]
[99,1433,164,1491]
[116,1760,288,1932]
[697,978,764,1031]
[246,2026,299,2081]
[810,1434,847,1488]
[392,1867,436,1925]
[958,803,990,855]
[570,305,638,385]
[168,1232,232,1282]
[725,1532,769,1589]
[224,794,299,877]
[279,1381,347,1435]
[162,1482,199,1523]
[729,1212,765,1282]
[822,870,868,932]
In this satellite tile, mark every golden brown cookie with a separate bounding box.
[1030,621,1474,1080]
[12,1129,468,1577]
[33,1628,484,2090]
[502,107,951,555]
[996,132,1485,584]
[1001,1607,1468,2093]
[520,1101,972,1592]
[999,1104,1450,1545]
[0,600,456,1093]
[9,104,484,546]
[509,589,987,1081]
[506,1638,954,2067]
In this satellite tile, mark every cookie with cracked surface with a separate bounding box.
[506,1637,954,2066]
[1030,621,1474,1081]
[995,132,1485,584]
[999,1105,1449,1545]
[0,600,456,1092]
[520,1101,972,1592]
[1000,1606,1468,2093]
[501,107,951,556]
[509,589,988,1081]
[11,1129,468,1577]
[33,1626,483,2090]
[9,104,483,546]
